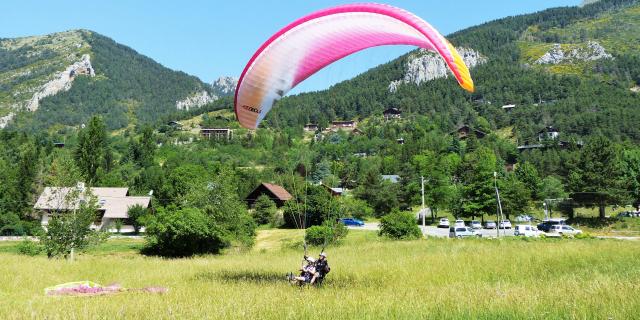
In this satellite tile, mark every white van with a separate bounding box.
[514,225,542,237]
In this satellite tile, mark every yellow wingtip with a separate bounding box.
[446,42,475,93]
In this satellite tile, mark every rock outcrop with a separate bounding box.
[389,48,486,93]
[26,54,95,111]
[176,90,217,111]
[535,41,612,65]
[211,76,238,96]
[0,113,14,129]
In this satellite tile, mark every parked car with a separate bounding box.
[498,220,512,229]
[485,220,497,229]
[514,225,543,237]
[338,218,364,227]
[438,218,450,228]
[515,215,534,222]
[618,211,639,218]
[449,227,480,238]
[537,218,567,232]
[548,224,582,236]
[470,220,482,229]
[454,219,465,228]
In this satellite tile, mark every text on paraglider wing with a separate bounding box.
[242,105,260,114]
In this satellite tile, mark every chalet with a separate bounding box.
[538,126,560,142]
[451,125,487,140]
[322,184,345,197]
[201,128,233,140]
[53,142,65,148]
[167,121,183,130]
[331,120,357,129]
[34,185,151,233]
[304,124,319,132]
[245,183,293,207]
[397,138,405,145]
[383,108,402,121]
[501,104,516,111]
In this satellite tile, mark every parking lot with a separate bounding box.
[354,223,515,238]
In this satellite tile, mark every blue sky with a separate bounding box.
[1,1,580,93]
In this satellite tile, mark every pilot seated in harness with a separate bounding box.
[289,257,316,285]
[310,252,330,285]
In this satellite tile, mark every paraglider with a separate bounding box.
[234,3,475,129]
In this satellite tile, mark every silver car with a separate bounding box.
[449,227,479,238]
[485,220,497,229]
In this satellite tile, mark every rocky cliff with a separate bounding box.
[389,48,486,93]
[176,90,217,111]
[26,54,95,111]
[535,41,612,65]
[211,76,238,96]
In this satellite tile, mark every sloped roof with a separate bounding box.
[102,196,151,218]
[261,183,293,201]
[34,187,150,219]
[382,175,400,184]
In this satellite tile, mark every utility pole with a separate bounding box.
[494,172,505,237]
[421,176,425,228]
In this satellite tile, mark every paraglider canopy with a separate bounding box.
[234,3,475,129]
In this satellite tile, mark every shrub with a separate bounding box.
[574,232,594,239]
[379,210,422,240]
[17,239,43,256]
[143,207,229,257]
[304,221,349,246]
[127,204,149,234]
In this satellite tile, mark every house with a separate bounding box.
[167,121,183,130]
[383,108,402,121]
[397,138,405,145]
[34,185,151,233]
[304,124,319,132]
[245,183,293,207]
[331,120,357,129]
[501,104,516,111]
[382,175,400,184]
[322,184,345,197]
[201,128,233,140]
[53,142,65,148]
[538,126,560,142]
[451,125,487,140]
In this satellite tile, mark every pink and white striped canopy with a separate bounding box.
[234,3,474,129]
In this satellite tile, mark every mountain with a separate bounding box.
[0,30,224,130]
[267,0,640,143]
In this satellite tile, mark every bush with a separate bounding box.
[574,232,594,239]
[379,210,422,240]
[127,204,149,234]
[17,239,43,256]
[304,221,349,246]
[143,207,229,257]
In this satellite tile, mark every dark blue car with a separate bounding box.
[338,218,365,227]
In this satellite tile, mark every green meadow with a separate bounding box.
[0,231,639,319]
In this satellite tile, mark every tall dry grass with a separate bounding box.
[0,232,638,319]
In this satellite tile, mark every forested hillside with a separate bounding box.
[269,0,640,144]
[1,30,223,131]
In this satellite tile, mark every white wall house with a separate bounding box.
[34,186,151,233]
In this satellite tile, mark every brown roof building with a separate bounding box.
[245,183,293,207]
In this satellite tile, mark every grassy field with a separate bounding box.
[0,231,639,319]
